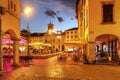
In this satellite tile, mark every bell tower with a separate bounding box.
[47,21,54,34]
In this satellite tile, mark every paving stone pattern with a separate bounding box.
[0,57,120,80]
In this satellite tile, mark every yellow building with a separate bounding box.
[44,22,65,53]
[29,22,82,54]
[64,27,81,52]
[29,33,46,54]
[0,0,20,69]
[29,22,65,54]
[77,0,120,63]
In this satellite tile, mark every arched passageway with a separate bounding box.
[95,34,120,64]
[2,29,20,66]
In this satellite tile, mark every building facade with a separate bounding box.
[29,33,46,54]
[44,22,65,53]
[28,22,65,54]
[64,27,81,52]
[77,0,120,63]
[0,0,20,70]
[28,22,81,54]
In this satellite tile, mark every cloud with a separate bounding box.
[44,9,57,18]
[35,0,77,11]
[52,0,77,17]
[54,0,77,10]
[37,0,77,22]
[44,9,64,23]
[75,15,78,19]
[57,16,64,23]
[35,0,50,4]
[71,18,74,20]
[56,11,60,13]
[71,16,78,20]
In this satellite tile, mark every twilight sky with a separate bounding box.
[20,0,78,33]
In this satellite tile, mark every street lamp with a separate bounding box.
[24,5,32,30]
[24,6,32,15]
[24,5,32,55]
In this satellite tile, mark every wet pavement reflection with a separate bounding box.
[0,56,120,80]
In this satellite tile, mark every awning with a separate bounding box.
[29,42,51,47]
[29,42,43,45]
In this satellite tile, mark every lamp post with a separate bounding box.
[24,6,32,31]
[24,5,32,55]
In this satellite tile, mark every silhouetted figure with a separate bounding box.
[83,54,89,64]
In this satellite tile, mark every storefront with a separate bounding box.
[95,34,120,64]
[2,38,28,55]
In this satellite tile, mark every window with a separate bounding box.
[53,39,55,42]
[8,0,11,10]
[53,46,55,48]
[67,32,69,34]
[14,4,16,11]
[103,4,113,23]
[67,36,69,38]
[75,35,78,38]
[11,1,13,9]
[45,39,47,42]
[8,0,17,13]
[59,45,60,49]
[58,39,60,43]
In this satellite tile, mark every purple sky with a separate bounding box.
[20,0,78,33]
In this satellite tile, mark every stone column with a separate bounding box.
[0,15,3,70]
[117,39,120,59]
[88,41,95,63]
[13,38,20,66]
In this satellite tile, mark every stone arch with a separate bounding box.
[95,34,120,64]
[3,29,18,39]
[95,34,118,43]
[2,29,20,65]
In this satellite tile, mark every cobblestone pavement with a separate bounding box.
[0,56,120,80]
